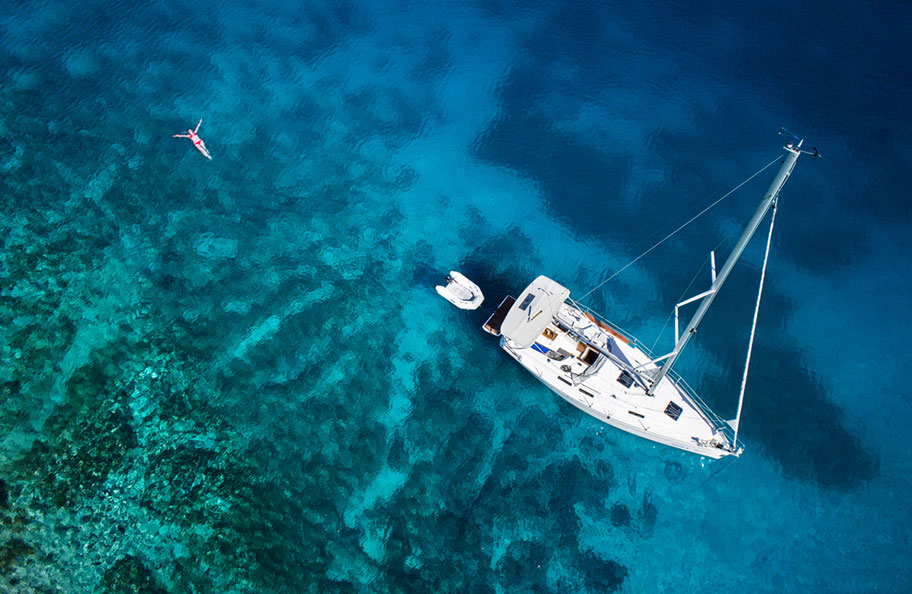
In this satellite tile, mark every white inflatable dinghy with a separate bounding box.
[436,271,484,310]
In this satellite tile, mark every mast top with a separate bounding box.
[782,130,820,158]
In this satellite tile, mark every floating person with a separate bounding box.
[173,118,212,160]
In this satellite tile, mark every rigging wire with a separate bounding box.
[649,256,708,352]
[577,155,783,303]
[732,196,779,449]
[647,217,752,353]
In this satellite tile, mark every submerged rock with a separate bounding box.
[0,537,34,574]
[578,549,628,592]
[192,234,238,259]
[102,555,167,594]
[610,502,631,527]
[638,492,658,534]
[663,461,685,484]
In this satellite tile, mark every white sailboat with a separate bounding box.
[483,139,811,459]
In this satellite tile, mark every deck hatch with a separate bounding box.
[518,293,536,311]
[616,370,634,388]
[581,349,599,365]
[664,401,683,421]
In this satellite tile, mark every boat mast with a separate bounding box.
[646,141,803,396]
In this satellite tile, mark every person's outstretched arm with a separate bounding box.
[194,118,202,133]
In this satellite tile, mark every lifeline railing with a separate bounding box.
[567,297,738,446]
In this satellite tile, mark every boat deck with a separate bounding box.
[502,302,736,458]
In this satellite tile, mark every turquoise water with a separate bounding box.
[1,0,910,592]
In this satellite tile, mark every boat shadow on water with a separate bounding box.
[701,331,879,490]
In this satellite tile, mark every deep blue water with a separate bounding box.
[1,0,910,592]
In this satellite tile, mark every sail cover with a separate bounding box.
[501,276,570,349]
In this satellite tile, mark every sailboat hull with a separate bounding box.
[503,338,732,459]
[494,276,740,459]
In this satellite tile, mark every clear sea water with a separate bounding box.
[1,0,910,592]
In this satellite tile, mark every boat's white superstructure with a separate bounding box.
[484,140,809,459]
